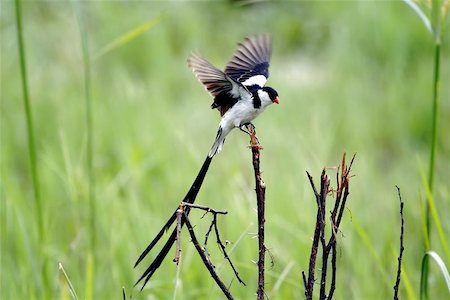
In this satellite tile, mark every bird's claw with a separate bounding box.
[239,123,252,136]
[239,123,261,149]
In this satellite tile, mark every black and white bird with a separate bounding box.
[188,34,279,157]
[134,34,279,290]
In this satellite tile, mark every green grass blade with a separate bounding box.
[353,217,392,289]
[93,15,162,60]
[59,263,79,300]
[270,261,295,295]
[418,193,430,250]
[426,251,450,290]
[74,0,96,252]
[418,162,450,263]
[85,252,94,300]
[401,265,418,300]
[73,3,96,299]
[431,0,442,42]
[427,42,440,196]
[420,251,450,299]
[403,0,433,34]
[14,0,49,296]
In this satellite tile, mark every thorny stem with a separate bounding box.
[394,186,405,300]
[246,124,267,300]
[305,171,322,300]
[174,207,183,265]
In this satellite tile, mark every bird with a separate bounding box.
[134,34,279,290]
[188,33,279,157]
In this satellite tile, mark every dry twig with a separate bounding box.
[393,186,405,300]
[246,124,267,300]
[183,211,234,299]
[303,153,356,300]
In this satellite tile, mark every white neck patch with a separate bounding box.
[257,89,273,107]
[242,75,267,87]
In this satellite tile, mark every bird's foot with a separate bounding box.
[239,122,254,136]
[240,123,262,150]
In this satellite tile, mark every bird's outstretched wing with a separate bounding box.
[188,53,241,98]
[224,34,272,88]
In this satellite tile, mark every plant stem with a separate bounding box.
[74,4,95,298]
[75,1,96,253]
[427,42,440,224]
[14,0,49,295]
[423,39,441,299]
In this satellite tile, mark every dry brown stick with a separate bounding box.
[212,214,247,285]
[304,171,322,300]
[394,186,405,300]
[182,202,228,215]
[304,154,355,300]
[182,202,245,286]
[174,207,183,265]
[328,242,337,299]
[246,124,266,300]
[183,211,234,300]
[318,171,330,300]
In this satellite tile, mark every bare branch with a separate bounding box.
[212,214,246,285]
[246,124,267,300]
[304,171,322,300]
[174,207,183,265]
[393,186,405,300]
[182,202,228,215]
[183,211,234,300]
[304,153,356,300]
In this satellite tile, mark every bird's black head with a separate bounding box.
[262,86,279,104]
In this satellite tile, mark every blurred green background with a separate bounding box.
[1,0,449,299]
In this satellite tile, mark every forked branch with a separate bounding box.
[303,153,356,300]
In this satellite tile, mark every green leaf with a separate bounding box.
[59,263,79,300]
[94,15,162,60]
[420,251,450,299]
[403,0,433,34]
[85,253,94,300]
[418,161,450,264]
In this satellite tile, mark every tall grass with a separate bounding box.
[420,251,450,298]
[74,3,96,299]
[75,1,96,252]
[404,0,448,296]
[14,0,49,296]
[59,262,79,300]
[71,4,161,297]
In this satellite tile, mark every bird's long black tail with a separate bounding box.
[134,155,213,289]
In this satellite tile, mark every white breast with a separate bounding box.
[219,97,266,131]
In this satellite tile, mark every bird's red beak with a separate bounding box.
[273,97,279,104]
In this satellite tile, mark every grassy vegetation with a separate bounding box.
[2,1,449,299]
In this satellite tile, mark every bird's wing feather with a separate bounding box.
[188,53,241,98]
[224,34,272,87]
